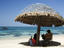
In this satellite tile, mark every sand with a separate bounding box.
[0,34,64,48]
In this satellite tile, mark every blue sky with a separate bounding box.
[0,0,64,26]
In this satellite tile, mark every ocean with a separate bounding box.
[0,26,64,39]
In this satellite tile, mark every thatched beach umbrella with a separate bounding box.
[15,3,64,45]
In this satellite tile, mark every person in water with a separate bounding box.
[42,30,52,41]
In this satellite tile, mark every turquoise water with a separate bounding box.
[0,26,64,38]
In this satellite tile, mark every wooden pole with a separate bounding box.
[36,25,40,45]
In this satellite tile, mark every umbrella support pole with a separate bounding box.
[36,25,40,45]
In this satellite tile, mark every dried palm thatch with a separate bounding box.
[15,12,64,26]
[15,3,64,45]
[15,3,64,26]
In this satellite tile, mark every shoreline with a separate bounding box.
[0,34,64,39]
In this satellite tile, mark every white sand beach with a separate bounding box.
[0,34,64,48]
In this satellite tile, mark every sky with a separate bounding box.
[0,0,64,26]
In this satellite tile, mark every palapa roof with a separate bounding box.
[15,3,64,26]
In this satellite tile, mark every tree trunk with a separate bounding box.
[36,25,40,45]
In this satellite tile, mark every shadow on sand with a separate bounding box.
[19,40,61,47]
